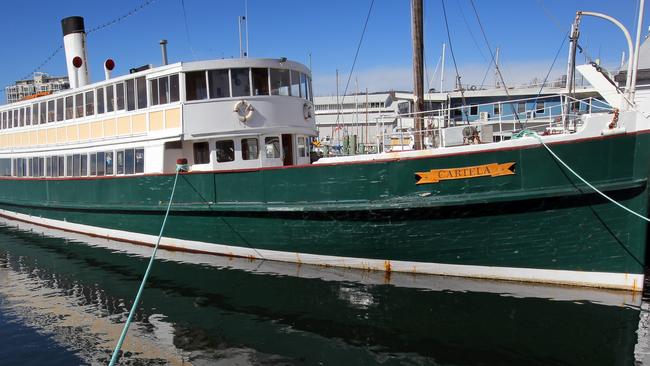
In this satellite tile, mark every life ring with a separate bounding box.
[233,100,255,122]
[303,103,314,120]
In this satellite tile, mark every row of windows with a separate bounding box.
[451,101,550,117]
[314,102,386,111]
[192,136,309,164]
[0,148,144,178]
[186,68,313,102]
[0,75,181,131]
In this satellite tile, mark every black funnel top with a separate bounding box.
[61,16,85,36]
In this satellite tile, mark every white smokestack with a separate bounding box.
[61,16,90,88]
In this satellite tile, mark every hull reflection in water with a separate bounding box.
[0,218,644,365]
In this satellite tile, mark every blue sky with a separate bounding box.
[0,0,647,100]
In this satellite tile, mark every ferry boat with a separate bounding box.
[0,13,649,292]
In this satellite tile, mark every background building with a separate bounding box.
[5,72,69,104]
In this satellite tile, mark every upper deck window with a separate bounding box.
[19,108,24,127]
[186,71,208,101]
[151,74,180,106]
[252,68,269,96]
[106,85,115,112]
[56,98,64,121]
[208,70,230,99]
[170,74,180,102]
[25,106,31,126]
[75,94,83,118]
[97,88,105,114]
[136,77,147,110]
[126,79,136,111]
[65,96,73,120]
[231,68,251,97]
[39,101,46,124]
[300,73,307,99]
[270,69,290,96]
[47,100,55,123]
[85,91,95,116]
[31,104,38,125]
[116,82,125,110]
[290,70,301,97]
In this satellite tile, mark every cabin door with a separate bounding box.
[282,134,294,166]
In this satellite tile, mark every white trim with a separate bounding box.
[0,207,642,292]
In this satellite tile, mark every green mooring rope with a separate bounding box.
[514,129,650,223]
[108,168,182,365]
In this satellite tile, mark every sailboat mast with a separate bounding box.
[411,0,424,150]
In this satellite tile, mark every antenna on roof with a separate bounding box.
[238,0,249,58]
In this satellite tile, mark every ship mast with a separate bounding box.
[411,0,424,150]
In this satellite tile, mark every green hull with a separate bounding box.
[0,132,648,281]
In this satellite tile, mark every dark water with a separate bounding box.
[0,219,647,365]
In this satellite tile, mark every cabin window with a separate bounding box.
[31,106,37,126]
[186,71,208,101]
[231,68,251,97]
[39,102,46,124]
[290,70,301,97]
[300,73,307,99]
[19,108,24,127]
[47,100,55,123]
[75,94,84,118]
[297,136,307,157]
[208,70,230,99]
[193,142,210,164]
[470,105,478,116]
[106,85,115,112]
[151,78,159,106]
[135,149,144,173]
[90,153,97,175]
[13,110,18,127]
[52,156,59,177]
[270,69,290,96]
[25,106,31,125]
[517,102,526,114]
[85,91,95,116]
[65,96,73,120]
[66,156,73,176]
[72,154,80,177]
[116,83,125,110]
[252,68,269,96]
[28,158,34,177]
[216,140,235,162]
[170,74,180,102]
[97,88,105,114]
[117,151,124,174]
[105,152,114,175]
[241,138,259,160]
[80,154,88,176]
[0,112,4,129]
[494,104,500,115]
[536,102,545,114]
[126,79,136,111]
[46,157,52,177]
[265,136,281,158]
[56,98,64,121]
[97,152,105,176]
[0,159,11,176]
[158,76,169,104]
[136,77,147,110]
[125,149,135,174]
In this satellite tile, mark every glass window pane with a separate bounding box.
[270,69,290,96]
[125,149,135,174]
[300,73,307,100]
[48,157,54,177]
[135,148,144,173]
[19,108,24,127]
[26,106,31,125]
[106,85,115,112]
[65,96,73,120]
[126,79,136,111]
[230,68,251,97]
[40,102,47,124]
[58,156,65,177]
[32,104,38,125]
[242,138,259,160]
[66,156,73,176]
[193,142,210,164]
[47,100,55,122]
[116,83,125,110]
[105,152,113,175]
[136,77,147,109]
[208,70,230,99]
[90,153,97,175]
[85,91,94,116]
[169,74,180,102]
[185,71,207,100]
[73,154,80,176]
[215,140,235,162]
[297,136,306,157]
[150,78,159,106]
[56,98,64,121]
[290,70,300,97]
[252,68,269,96]
[159,76,169,104]
[117,151,124,174]
[97,88,105,114]
[75,94,83,118]
[97,152,105,176]
[265,136,281,158]
[80,154,88,176]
